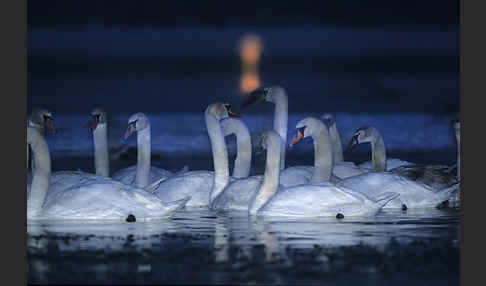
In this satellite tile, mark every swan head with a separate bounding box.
[241,86,285,108]
[259,130,281,151]
[452,115,460,137]
[28,107,57,135]
[88,108,107,131]
[124,113,149,140]
[345,126,375,152]
[289,117,324,147]
[205,102,240,120]
[321,113,335,129]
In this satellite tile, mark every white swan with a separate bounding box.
[87,108,110,177]
[211,116,339,211]
[346,125,459,193]
[321,113,367,179]
[242,86,315,186]
[345,125,411,171]
[151,103,247,207]
[26,126,188,221]
[111,112,185,188]
[244,130,398,217]
[220,117,252,178]
[27,108,57,179]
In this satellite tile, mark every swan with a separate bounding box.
[220,117,252,178]
[211,116,339,211]
[26,126,189,221]
[151,103,246,207]
[346,125,459,193]
[111,112,186,188]
[27,108,57,179]
[344,125,411,171]
[241,86,315,186]
[224,130,398,217]
[87,108,110,177]
[320,113,367,179]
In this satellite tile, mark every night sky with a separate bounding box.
[27,0,460,114]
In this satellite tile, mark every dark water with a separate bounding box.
[28,208,459,285]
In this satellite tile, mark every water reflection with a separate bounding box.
[27,208,459,284]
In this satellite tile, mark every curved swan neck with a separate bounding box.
[93,123,109,177]
[370,129,387,172]
[312,126,334,182]
[135,125,151,188]
[249,133,281,215]
[269,91,288,170]
[221,118,252,178]
[329,124,344,163]
[206,112,230,203]
[27,128,51,217]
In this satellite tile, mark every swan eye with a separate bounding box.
[128,120,138,127]
[298,126,306,136]
[43,115,52,122]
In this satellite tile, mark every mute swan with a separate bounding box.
[26,126,189,221]
[151,103,245,207]
[87,108,110,177]
[345,125,411,171]
[345,125,409,171]
[27,108,57,179]
[232,130,398,217]
[241,86,314,186]
[111,112,186,188]
[211,116,341,211]
[220,117,252,178]
[320,113,367,179]
[346,125,459,193]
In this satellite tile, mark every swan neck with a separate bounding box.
[270,93,288,170]
[221,119,251,178]
[312,129,333,182]
[249,135,280,215]
[329,124,344,163]
[93,123,110,177]
[371,131,387,172]
[455,127,460,179]
[27,128,51,217]
[135,125,151,188]
[206,114,229,203]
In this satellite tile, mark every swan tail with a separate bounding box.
[162,196,191,213]
[370,192,400,210]
[437,182,460,202]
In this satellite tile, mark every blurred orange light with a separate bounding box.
[239,34,262,94]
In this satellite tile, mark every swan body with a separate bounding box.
[337,172,458,209]
[26,126,188,221]
[358,158,411,171]
[257,181,396,217]
[112,165,174,186]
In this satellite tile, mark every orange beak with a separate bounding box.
[228,108,241,118]
[45,119,57,135]
[289,130,304,147]
[124,124,136,140]
[85,117,98,130]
